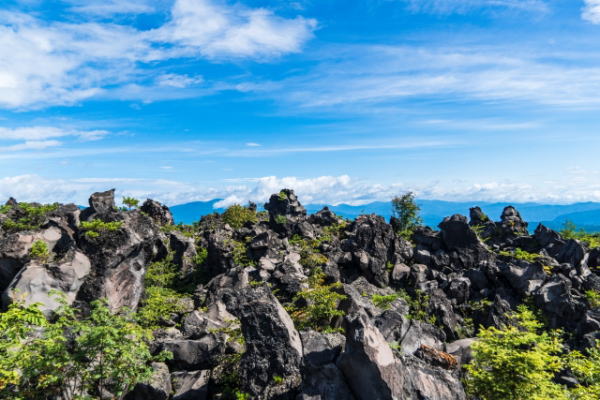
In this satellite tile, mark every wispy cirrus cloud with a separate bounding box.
[400,0,549,14]
[0,126,108,141]
[247,44,600,111]
[0,0,316,109]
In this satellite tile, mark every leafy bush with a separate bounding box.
[585,290,600,308]
[0,294,165,400]
[371,293,400,310]
[275,214,287,225]
[288,267,346,331]
[226,239,255,267]
[278,190,287,200]
[122,196,139,210]
[498,247,540,262]
[138,255,191,328]
[560,221,600,249]
[81,219,123,239]
[568,341,600,400]
[398,289,435,323]
[464,305,568,400]
[1,202,59,232]
[137,286,187,328]
[391,192,422,240]
[222,205,257,229]
[29,240,49,263]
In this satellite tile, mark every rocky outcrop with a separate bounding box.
[1,188,599,399]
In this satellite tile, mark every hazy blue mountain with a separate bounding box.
[170,199,600,232]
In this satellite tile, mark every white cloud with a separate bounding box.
[0,140,62,151]
[583,0,600,23]
[0,127,108,141]
[0,1,316,109]
[254,45,600,110]
[6,173,600,209]
[402,0,548,14]
[156,73,204,88]
[66,0,156,16]
[245,142,261,147]
[155,0,316,59]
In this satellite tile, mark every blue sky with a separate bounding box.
[2,0,600,206]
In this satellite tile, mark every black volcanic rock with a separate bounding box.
[1,189,599,400]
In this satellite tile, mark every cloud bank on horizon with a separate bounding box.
[1,0,600,206]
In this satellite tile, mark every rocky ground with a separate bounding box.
[1,188,599,400]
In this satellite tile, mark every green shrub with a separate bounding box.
[371,293,400,310]
[275,214,287,225]
[288,267,346,331]
[222,205,257,229]
[560,221,600,249]
[29,240,49,263]
[1,202,59,232]
[122,196,139,210]
[585,290,600,308]
[227,239,255,267]
[193,246,208,266]
[568,341,600,400]
[498,248,540,262]
[398,289,435,323]
[137,286,187,328]
[278,191,287,201]
[0,294,165,399]
[391,192,422,240]
[464,305,568,400]
[81,219,123,239]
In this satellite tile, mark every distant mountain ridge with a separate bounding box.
[169,199,600,232]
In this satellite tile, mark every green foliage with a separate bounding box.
[560,221,600,249]
[278,190,288,200]
[568,341,600,400]
[289,234,329,268]
[585,290,600,308]
[80,219,123,239]
[122,196,139,210]
[222,204,257,229]
[464,305,568,400]
[273,375,284,384]
[0,294,163,400]
[193,246,208,266]
[1,202,59,232]
[137,255,190,328]
[498,247,541,263]
[391,192,422,239]
[288,267,346,331]
[227,239,255,267]
[398,289,435,323]
[275,214,287,225]
[29,240,50,263]
[371,293,400,310]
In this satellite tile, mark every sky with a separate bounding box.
[2,0,600,207]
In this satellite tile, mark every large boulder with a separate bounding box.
[3,250,91,313]
[264,189,306,224]
[337,313,407,399]
[233,285,303,399]
[141,199,174,226]
[125,362,172,400]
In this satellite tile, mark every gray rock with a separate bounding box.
[337,313,406,400]
[125,362,171,400]
[172,370,210,400]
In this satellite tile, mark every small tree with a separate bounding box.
[222,204,257,229]
[464,305,568,400]
[122,196,139,210]
[0,294,165,399]
[391,192,422,239]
